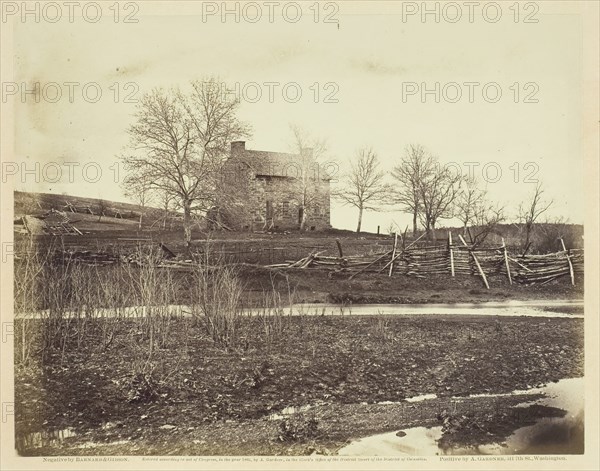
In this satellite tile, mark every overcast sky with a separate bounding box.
[6,1,590,231]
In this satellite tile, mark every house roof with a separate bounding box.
[231,149,332,181]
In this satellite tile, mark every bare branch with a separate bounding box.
[334,147,387,232]
[120,80,250,246]
[517,182,554,250]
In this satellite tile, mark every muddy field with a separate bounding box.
[13,223,586,456]
[15,313,584,456]
[240,266,584,305]
[15,228,584,308]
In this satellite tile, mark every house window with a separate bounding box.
[282,201,290,217]
[313,205,321,216]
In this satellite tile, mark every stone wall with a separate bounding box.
[220,145,331,231]
[247,175,331,231]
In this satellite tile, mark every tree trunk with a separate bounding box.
[431,223,436,242]
[412,211,418,236]
[163,202,169,229]
[356,206,363,233]
[463,223,468,236]
[524,222,532,250]
[183,200,192,246]
[138,213,143,230]
[299,203,307,231]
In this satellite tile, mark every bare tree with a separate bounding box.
[518,182,554,251]
[158,189,176,230]
[122,78,250,247]
[335,148,387,232]
[20,193,41,214]
[386,221,400,235]
[96,199,108,222]
[390,144,435,236]
[536,215,579,253]
[288,125,329,231]
[469,200,505,247]
[454,174,506,246]
[418,161,462,241]
[123,174,154,230]
[455,176,485,236]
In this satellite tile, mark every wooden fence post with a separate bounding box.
[336,239,344,258]
[560,238,575,286]
[376,232,427,275]
[448,232,455,277]
[502,237,512,285]
[389,232,398,277]
[459,234,490,289]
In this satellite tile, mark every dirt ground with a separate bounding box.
[15,314,584,456]
[13,224,585,455]
[238,265,584,305]
[16,228,584,306]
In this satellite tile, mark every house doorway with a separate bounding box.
[265,200,274,230]
[298,207,303,225]
[266,200,273,219]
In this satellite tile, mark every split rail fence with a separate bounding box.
[266,234,584,287]
[30,233,583,288]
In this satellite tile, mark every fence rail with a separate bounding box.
[16,234,584,288]
[267,234,584,287]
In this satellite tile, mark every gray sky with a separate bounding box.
[8,1,588,231]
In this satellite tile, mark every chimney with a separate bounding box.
[231,141,245,157]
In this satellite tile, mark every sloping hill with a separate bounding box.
[14,191,584,255]
[14,191,179,236]
[14,191,161,219]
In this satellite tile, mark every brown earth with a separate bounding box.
[14,201,584,306]
[15,314,584,456]
[238,265,583,305]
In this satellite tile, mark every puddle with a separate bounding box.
[77,439,131,449]
[17,426,136,451]
[17,299,583,319]
[269,393,439,421]
[378,393,438,406]
[338,378,584,456]
[268,404,314,421]
[16,428,77,450]
[406,393,438,403]
[246,300,583,318]
[489,378,584,455]
[339,427,443,456]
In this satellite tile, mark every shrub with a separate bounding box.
[278,415,319,442]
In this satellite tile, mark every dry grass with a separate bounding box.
[13,239,296,370]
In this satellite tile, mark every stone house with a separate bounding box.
[219,141,331,231]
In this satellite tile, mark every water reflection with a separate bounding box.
[338,378,584,456]
[16,428,76,450]
[16,299,583,319]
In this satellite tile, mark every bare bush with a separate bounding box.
[13,243,182,366]
[191,255,245,351]
[122,246,180,354]
[278,415,320,442]
[518,182,553,252]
